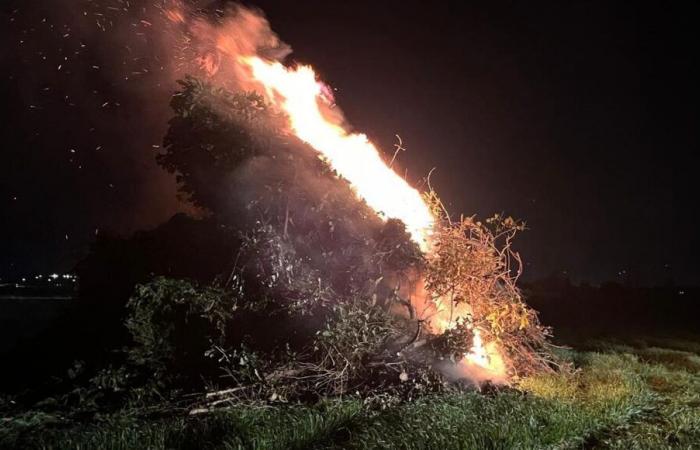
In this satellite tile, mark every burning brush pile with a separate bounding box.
[120,4,559,409]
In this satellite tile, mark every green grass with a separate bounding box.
[3,337,700,449]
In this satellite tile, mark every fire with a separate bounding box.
[428,299,508,379]
[465,328,490,367]
[464,329,507,378]
[238,55,506,380]
[242,57,434,252]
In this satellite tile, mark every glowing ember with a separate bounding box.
[164,8,185,24]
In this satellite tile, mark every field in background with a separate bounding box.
[2,335,699,449]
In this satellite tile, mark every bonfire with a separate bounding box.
[134,3,561,409]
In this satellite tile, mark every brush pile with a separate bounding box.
[118,78,560,412]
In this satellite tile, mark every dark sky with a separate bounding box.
[1,1,696,285]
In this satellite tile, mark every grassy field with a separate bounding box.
[2,336,699,449]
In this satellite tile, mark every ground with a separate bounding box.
[3,334,699,449]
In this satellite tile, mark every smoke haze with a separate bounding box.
[0,1,293,276]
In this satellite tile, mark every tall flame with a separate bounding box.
[240,55,505,380]
[242,56,434,252]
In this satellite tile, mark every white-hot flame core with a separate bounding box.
[465,328,490,367]
[243,56,434,252]
[463,328,506,379]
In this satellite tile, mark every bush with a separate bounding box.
[125,277,240,386]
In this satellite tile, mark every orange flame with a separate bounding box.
[427,298,508,381]
[242,56,435,252]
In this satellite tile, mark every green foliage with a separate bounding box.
[125,277,240,383]
[234,223,332,315]
[373,218,424,273]
[313,295,399,388]
[159,76,282,210]
[428,322,476,362]
[220,221,421,398]
[206,343,268,388]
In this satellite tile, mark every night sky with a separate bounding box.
[1,1,696,285]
